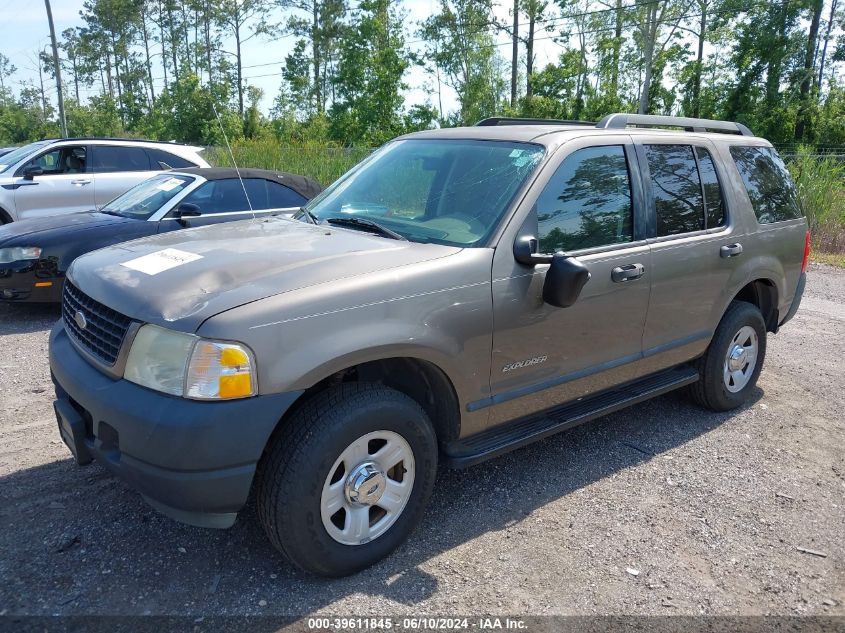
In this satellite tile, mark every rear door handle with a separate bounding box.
[720,243,743,258]
[611,263,645,283]
[71,179,92,186]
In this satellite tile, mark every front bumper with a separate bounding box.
[49,323,302,528]
[0,259,62,302]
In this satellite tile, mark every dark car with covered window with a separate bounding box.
[0,167,321,302]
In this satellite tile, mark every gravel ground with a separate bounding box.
[0,263,843,617]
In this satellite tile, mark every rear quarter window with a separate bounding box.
[146,148,198,169]
[730,146,802,223]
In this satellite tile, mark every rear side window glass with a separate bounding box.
[92,146,151,173]
[537,145,634,253]
[645,144,704,236]
[729,146,802,223]
[695,147,725,228]
[146,148,197,169]
[265,180,307,208]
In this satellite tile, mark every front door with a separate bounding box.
[13,145,95,219]
[487,136,652,427]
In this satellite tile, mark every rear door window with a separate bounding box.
[536,145,634,253]
[695,147,725,228]
[729,146,802,223]
[644,144,705,236]
[92,145,152,173]
[265,180,308,208]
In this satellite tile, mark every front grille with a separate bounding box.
[62,282,133,366]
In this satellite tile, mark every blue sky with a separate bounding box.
[0,0,559,118]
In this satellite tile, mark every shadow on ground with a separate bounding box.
[0,387,762,616]
[0,302,61,335]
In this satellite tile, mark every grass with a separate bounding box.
[811,252,845,268]
[205,138,373,187]
[788,150,845,255]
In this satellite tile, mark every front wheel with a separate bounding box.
[257,383,437,577]
[688,301,767,411]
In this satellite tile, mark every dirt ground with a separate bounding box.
[0,263,842,618]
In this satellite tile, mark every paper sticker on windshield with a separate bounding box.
[156,177,184,192]
[509,149,524,158]
[121,248,202,275]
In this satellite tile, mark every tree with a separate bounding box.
[421,0,507,124]
[279,0,347,114]
[330,0,409,144]
[216,0,276,117]
[0,53,16,93]
[631,0,691,114]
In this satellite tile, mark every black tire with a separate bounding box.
[688,300,767,411]
[256,383,437,577]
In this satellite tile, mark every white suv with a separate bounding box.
[0,138,209,223]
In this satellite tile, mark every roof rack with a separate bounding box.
[475,117,595,127]
[596,113,754,136]
[47,137,194,146]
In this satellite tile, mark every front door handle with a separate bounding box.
[611,263,645,283]
[720,243,743,258]
[71,179,92,186]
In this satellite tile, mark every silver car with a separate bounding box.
[0,138,208,223]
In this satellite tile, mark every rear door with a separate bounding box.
[91,145,159,207]
[636,138,744,369]
[488,135,653,425]
[13,144,95,219]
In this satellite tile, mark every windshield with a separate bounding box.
[100,174,194,220]
[0,140,52,174]
[306,139,545,246]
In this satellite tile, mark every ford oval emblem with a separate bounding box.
[74,310,87,330]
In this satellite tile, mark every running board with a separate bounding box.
[443,365,699,468]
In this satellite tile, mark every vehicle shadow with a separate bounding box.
[0,302,61,336]
[0,387,763,616]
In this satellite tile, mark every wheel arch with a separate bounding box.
[268,355,463,451]
[0,206,13,224]
[731,278,779,332]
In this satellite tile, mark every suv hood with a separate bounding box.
[68,217,461,331]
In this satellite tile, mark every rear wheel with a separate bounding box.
[688,301,767,411]
[257,383,437,577]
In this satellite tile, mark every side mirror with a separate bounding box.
[513,234,591,308]
[543,253,591,308]
[174,203,202,225]
[513,235,553,265]
[23,166,43,180]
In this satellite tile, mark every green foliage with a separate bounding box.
[205,138,371,185]
[787,147,845,253]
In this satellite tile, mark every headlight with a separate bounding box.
[123,324,257,399]
[0,246,42,263]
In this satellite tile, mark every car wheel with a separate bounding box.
[688,300,767,411]
[256,383,437,577]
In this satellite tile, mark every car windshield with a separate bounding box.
[306,139,545,246]
[0,140,52,173]
[100,174,194,220]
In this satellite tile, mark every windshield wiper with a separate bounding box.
[325,216,407,241]
[296,207,319,224]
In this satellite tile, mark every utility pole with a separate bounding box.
[44,0,67,136]
[511,0,519,108]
